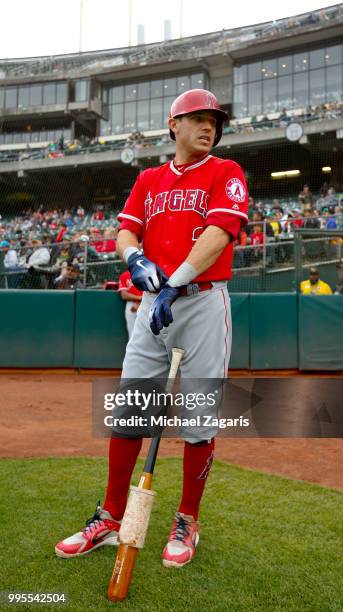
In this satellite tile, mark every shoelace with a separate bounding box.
[82,502,104,535]
[171,513,191,542]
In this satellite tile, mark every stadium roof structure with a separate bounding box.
[0,3,342,81]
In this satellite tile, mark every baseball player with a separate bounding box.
[55,89,248,567]
[118,269,143,338]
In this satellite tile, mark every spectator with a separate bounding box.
[320,182,329,198]
[76,234,99,263]
[298,184,314,210]
[250,223,265,246]
[334,260,343,294]
[58,134,65,151]
[118,269,143,338]
[64,212,74,230]
[249,222,264,263]
[300,267,332,295]
[99,228,117,253]
[90,227,104,252]
[77,205,85,219]
[3,241,18,268]
[249,211,273,238]
[1,240,27,288]
[303,209,320,229]
[326,206,337,229]
[52,236,72,268]
[268,212,282,237]
[290,209,304,230]
[325,187,339,209]
[93,207,104,221]
[235,228,248,267]
[54,262,83,290]
[27,239,50,267]
[279,109,290,127]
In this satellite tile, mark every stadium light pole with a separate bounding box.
[179,0,183,38]
[79,0,84,53]
[129,0,132,46]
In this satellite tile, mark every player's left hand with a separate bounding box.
[149,285,180,335]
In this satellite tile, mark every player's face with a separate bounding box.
[170,110,217,156]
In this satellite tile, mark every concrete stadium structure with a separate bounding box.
[0,3,342,208]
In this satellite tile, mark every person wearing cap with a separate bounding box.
[334,260,343,294]
[90,227,104,253]
[1,240,18,268]
[0,240,25,288]
[54,262,83,290]
[300,267,333,295]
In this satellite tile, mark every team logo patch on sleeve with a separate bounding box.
[225,178,246,204]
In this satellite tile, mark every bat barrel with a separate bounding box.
[107,544,138,601]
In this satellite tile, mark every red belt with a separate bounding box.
[179,282,213,297]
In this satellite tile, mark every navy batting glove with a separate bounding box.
[127,251,168,292]
[149,285,180,335]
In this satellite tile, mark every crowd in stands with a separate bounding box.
[0,181,342,288]
[0,205,120,289]
[233,183,343,267]
[227,102,343,134]
[0,130,169,164]
[238,183,342,238]
[0,99,342,164]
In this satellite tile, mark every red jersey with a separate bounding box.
[250,232,264,246]
[91,239,105,253]
[118,155,248,281]
[99,239,117,253]
[118,270,143,298]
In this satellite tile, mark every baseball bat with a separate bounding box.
[107,347,185,602]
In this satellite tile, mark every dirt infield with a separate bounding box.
[1,371,342,491]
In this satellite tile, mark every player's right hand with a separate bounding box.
[149,285,180,335]
[127,251,168,292]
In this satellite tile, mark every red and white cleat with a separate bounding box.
[55,502,120,558]
[162,512,199,568]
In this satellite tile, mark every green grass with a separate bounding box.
[1,457,342,612]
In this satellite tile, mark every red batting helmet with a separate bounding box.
[169,89,228,146]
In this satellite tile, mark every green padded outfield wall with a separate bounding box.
[74,290,128,368]
[299,295,343,370]
[73,292,251,369]
[1,291,343,370]
[250,293,298,369]
[230,294,250,369]
[0,290,74,367]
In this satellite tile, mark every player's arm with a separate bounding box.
[117,230,139,259]
[116,174,166,293]
[183,224,231,276]
[120,290,142,303]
